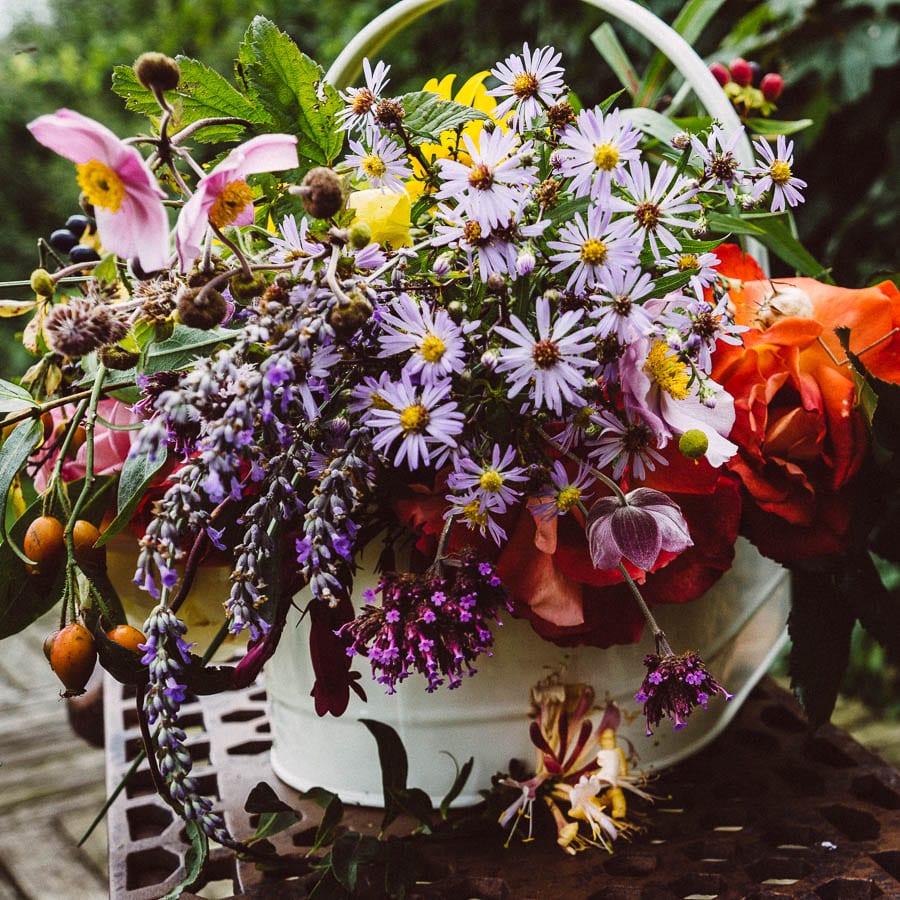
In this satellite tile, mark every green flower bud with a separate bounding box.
[348,221,372,250]
[30,269,54,298]
[229,272,268,301]
[678,429,709,460]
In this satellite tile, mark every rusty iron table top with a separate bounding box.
[104,675,900,899]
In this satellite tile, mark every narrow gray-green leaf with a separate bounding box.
[590,23,640,98]
[97,447,169,546]
[160,820,208,900]
[0,379,38,416]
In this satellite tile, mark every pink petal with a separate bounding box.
[27,109,125,166]
[609,506,662,570]
[212,133,299,179]
[175,188,213,272]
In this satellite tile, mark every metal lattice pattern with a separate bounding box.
[104,676,900,899]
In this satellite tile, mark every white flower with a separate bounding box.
[336,58,391,134]
[494,295,597,415]
[344,132,411,193]
[750,135,806,212]
[488,43,566,130]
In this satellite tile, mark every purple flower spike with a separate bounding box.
[636,650,733,735]
[586,487,692,571]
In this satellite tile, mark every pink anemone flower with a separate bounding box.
[175,133,299,271]
[27,109,170,272]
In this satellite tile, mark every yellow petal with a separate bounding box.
[347,188,412,248]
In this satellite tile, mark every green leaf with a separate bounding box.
[0,379,38,416]
[398,91,488,142]
[328,832,381,893]
[385,787,433,832]
[744,117,814,136]
[590,23,640,98]
[97,447,168,546]
[310,793,344,853]
[92,253,119,284]
[439,755,474,819]
[360,718,408,833]
[0,419,44,555]
[620,107,684,146]
[706,211,832,280]
[238,17,343,165]
[144,325,236,373]
[160,820,208,900]
[245,781,296,814]
[788,568,856,727]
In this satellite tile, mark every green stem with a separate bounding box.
[536,426,628,506]
[0,380,136,432]
[617,561,673,655]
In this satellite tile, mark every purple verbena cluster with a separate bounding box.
[635,649,733,735]
[338,553,513,693]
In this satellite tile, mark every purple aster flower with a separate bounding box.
[447,443,529,514]
[588,409,667,481]
[268,214,326,276]
[532,459,595,520]
[591,265,656,343]
[344,131,412,192]
[336,58,391,134]
[691,125,746,204]
[749,134,806,212]
[488,43,567,130]
[585,486,692,571]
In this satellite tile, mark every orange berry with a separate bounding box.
[23,515,65,572]
[72,519,104,568]
[106,624,146,654]
[49,623,97,697]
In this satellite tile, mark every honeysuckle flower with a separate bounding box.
[488,42,566,129]
[749,134,806,212]
[635,650,733,734]
[347,187,412,247]
[547,205,641,295]
[557,107,642,201]
[344,131,411,192]
[336,57,391,134]
[554,775,618,847]
[586,486,693,572]
[175,133,299,271]
[494,295,597,415]
[27,108,169,271]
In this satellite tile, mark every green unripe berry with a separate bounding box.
[30,269,54,297]
[98,345,140,371]
[678,429,709,460]
[348,221,372,250]
[229,272,268,301]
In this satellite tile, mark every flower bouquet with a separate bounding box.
[2,0,899,888]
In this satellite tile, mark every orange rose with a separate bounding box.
[711,245,900,562]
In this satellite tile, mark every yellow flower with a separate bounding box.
[407,71,507,201]
[347,188,412,248]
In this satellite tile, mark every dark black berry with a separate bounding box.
[65,214,92,237]
[748,61,762,86]
[49,229,79,253]
[69,245,101,263]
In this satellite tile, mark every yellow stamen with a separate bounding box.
[399,403,429,433]
[462,499,488,527]
[479,470,504,492]
[468,163,494,191]
[644,341,690,399]
[369,391,393,411]
[512,72,539,98]
[769,159,792,185]
[420,333,446,363]
[76,160,124,213]
[556,486,581,512]
[208,179,254,229]
[593,143,619,171]
[362,155,387,178]
[677,253,699,271]
[580,238,607,266]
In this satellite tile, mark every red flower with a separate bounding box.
[711,244,900,562]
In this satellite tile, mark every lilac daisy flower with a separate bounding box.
[591,265,656,343]
[547,205,641,295]
[268,214,326,276]
[691,125,746,203]
[377,292,474,384]
[448,443,529,514]
[488,43,566,130]
[749,135,806,212]
[660,249,721,295]
[532,459,595,519]
[494,295,597,415]
[291,343,343,419]
[609,160,700,259]
[589,409,667,481]
[349,371,395,414]
[557,107,642,201]
[435,128,537,232]
[344,132,412,193]
[365,373,465,470]
[445,493,508,545]
[336,58,391,134]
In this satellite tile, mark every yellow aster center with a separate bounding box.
[208,179,254,229]
[76,160,124,213]
[362,154,387,178]
[581,237,608,266]
[512,71,540,98]
[369,391,393,411]
[479,470,504,492]
[462,499,488,527]
[556,486,581,512]
[593,143,619,171]
[677,253,699,271]
[769,159,792,185]
[463,221,485,245]
[644,341,690,400]
[468,163,494,191]
[420,332,447,363]
[399,403,429,434]
[635,201,661,231]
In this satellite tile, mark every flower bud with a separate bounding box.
[295,167,344,220]
[99,345,140,371]
[515,247,536,277]
[348,221,372,250]
[176,286,228,330]
[30,268,54,298]
[678,429,709,460]
[134,52,181,93]
[760,72,784,102]
[433,252,454,277]
[228,272,268,301]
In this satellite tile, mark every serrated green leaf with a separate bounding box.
[92,254,118,284]
[744,118,814,136]
[399,91,489,142]
[0,379,38,416]
[788,568,856,726]
[238,17,343,165]
[95,447,168,546]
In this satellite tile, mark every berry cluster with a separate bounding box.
[710,58,784,118]
[47,212,101,264]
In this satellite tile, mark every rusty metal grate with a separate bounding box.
[104,676,900,899]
